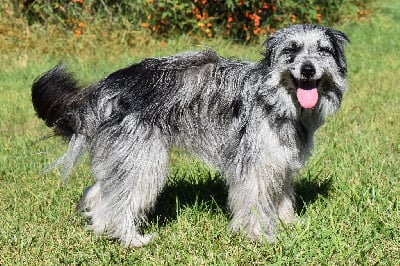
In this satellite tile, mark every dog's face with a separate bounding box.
[264,24,349,110]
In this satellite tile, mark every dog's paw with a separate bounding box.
[229,219,277,244]
[245,228,277,245]
[121,232,158,248]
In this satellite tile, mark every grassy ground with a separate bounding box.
[1,1,399,265]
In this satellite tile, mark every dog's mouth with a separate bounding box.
[293,78,319,109]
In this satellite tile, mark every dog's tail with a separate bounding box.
[32,64,87,180]
[32,64,83,138]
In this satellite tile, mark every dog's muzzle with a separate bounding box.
[293,62,319,109]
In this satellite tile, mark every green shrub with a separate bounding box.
[18,0,372,41]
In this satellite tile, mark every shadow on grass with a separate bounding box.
[149,174,228,226]
[294,176,332,215]
[149,172,332,226]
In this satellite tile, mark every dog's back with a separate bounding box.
[32,50,253,140]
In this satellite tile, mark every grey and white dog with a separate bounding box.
[32,24,349,247]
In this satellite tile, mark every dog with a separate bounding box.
[32,24,349,247]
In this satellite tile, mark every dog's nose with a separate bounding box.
[300,62,316,79]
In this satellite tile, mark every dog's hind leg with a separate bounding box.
[79,116,169,247]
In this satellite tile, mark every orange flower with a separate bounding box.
[78,22,86,28]
[74,29,82,37]
[243,24,248,31]
[228,15,233,23]
[290,13,296,23]
[316,13,322,22]
[253,28,261,35]
[141,22,149,28]
[253,14,261,27]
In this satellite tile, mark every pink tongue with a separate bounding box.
[297,87,318,109]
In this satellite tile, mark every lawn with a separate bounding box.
[0,1,399,265]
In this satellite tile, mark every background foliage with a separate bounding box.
[16,0,372,41]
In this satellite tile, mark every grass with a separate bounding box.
[1,1,399,265]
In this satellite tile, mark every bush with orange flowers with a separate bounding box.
[17,0,372,41]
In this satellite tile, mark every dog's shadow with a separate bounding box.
[294,175,332,214]
[149,172,228,226]
[149,170,332,226]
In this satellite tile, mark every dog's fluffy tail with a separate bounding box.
[32,64,82,138]
[32,64,87,180]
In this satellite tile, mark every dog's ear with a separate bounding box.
[326,28,349,75]
[262,35,277,67]
[328,28,350,46]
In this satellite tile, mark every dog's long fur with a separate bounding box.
[32,24,348,247]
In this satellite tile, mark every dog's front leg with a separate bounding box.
[225,143,297,244]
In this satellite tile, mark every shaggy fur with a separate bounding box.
[32,24,349,247]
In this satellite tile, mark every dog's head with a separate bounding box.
[263,24,349,111]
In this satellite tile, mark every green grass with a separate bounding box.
[1,1,399,265]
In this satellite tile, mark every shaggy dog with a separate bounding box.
[32,24,349,247]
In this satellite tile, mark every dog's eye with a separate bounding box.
[318,46,334,56]
[282,47,298,56]
[281,41,301,55]
[283,48,295,54]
